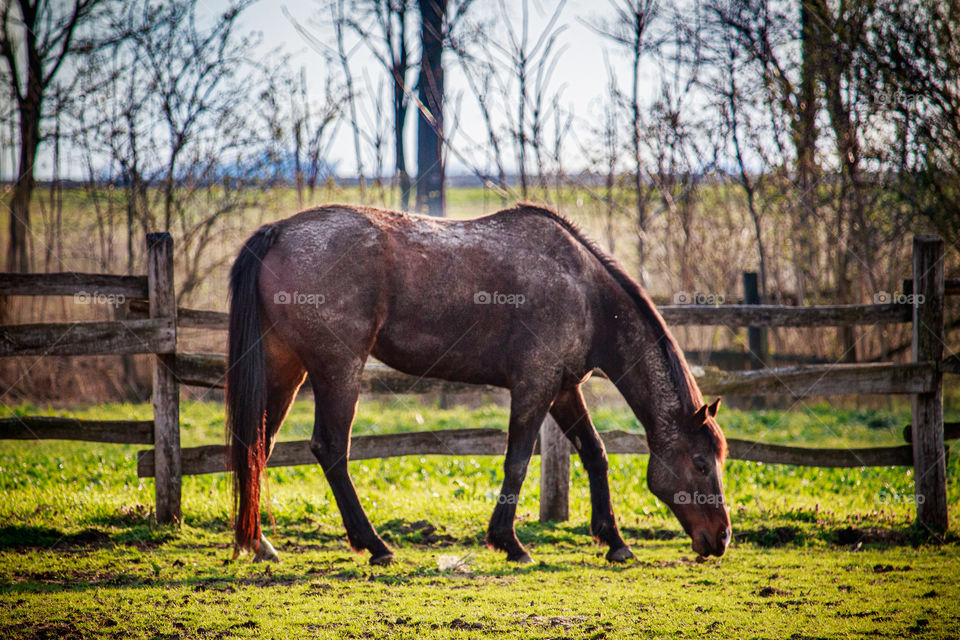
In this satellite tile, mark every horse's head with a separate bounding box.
[647,397,730,558]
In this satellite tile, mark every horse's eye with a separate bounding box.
[693,457,709,475]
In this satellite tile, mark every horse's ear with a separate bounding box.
[707,397,721,418]
[693,404,707,423]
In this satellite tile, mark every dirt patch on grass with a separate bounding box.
[5,621,87,640]
[736,526,800,547]
[620,526,681,541]
[379,519,458,546]
[757,586,793,597]
[522,614,590,629]
[0,525,172,551]
[0,526,111,550]
[8,568,142,590]
[449,617,484,630]
[833,526,910,546]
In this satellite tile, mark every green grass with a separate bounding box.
[0,400,959,638]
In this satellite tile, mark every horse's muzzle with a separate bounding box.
[694,526,731,557]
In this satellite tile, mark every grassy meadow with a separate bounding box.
[0,399,958,638]
[1,185,958,637]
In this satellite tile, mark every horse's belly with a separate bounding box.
[371,312,511,388]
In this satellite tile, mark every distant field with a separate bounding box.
[0,400,958,638]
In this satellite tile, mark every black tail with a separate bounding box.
[226,223,279,552]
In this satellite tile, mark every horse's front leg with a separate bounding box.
[487,384,556,563]
[309,377,394,565]
[550,386,633,562]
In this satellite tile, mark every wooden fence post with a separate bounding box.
[743,272,767,369]
[539,414,570,522]
[147,232,181,524]
[911,235,947,532]
[743,272,767,409]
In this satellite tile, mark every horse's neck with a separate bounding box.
[600,306,690,451]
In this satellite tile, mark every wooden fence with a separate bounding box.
[0,234,955,532]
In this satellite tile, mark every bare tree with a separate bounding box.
[345,0,414,209]
[872,0,960,246]
[449,13,510,200]
[73,0,264,305]
[487,0,567,200]
[0,0,109,285]
[587,0,660,284]
[287,67,343,206]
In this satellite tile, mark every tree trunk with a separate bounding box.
[394,65,411,211]
[7,100,40,275]
[395,6,412,211]
[794,0,822,304]
[416,0,447,217]
[632,31,645,287]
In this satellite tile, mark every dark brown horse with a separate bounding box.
[226,203,730,565]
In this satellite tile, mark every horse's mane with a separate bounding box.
[514,203,726,454]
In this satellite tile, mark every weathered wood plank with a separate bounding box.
[178,308,229,330]
[0,272,148,298]
[138,428,510,477]
[127,301,229,330]
[175,353,932,397]
[598,432,916,466]
[148,232,181,525]
[0,318,175,356]
[902,278,960,297]
[724,439,915,467]
[694,362,934,397]
[659,303,910,327]
[903,422,960,444]
[174,353,228,388]
[942,355,960,375]
[137,428,922,477]
[911,235,948,531]
[539,415,570,522]
[139,302,912,332]
[0,416,153,444]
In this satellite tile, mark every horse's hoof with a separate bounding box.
[607,546,635,563]
[369,552,394,566]
[253,536,280,563]
[253,549,280,563]
[508,552,535,564]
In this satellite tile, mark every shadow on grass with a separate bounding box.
[1,521,955,598]
[0,525,173,551]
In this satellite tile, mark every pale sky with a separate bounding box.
[237,0,665,177]
[10,0,675,181]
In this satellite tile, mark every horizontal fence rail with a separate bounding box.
[0,416,154,445]
[171,353,937,398]
[136,426,959,478]
[903,278,960,297]
[129,302,916,331]
[0,272,148,299]
[0,318,175,356]
[659,303,912,327]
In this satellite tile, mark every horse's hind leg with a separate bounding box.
[487,383,557,563]
[254,334,307,563]
[550,386,633,562]
[308,373,394,565]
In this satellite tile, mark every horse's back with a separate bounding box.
[259,204,602,387]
